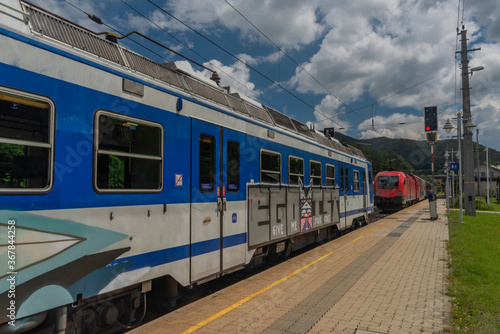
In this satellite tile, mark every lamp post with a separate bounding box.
[444,114,464,223]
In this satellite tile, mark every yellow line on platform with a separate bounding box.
[351,216,394,242]
[180,220,388,333]
[351,225,383,242]
[180,250,333,333]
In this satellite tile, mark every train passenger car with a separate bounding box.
[413,175,429,202]
[374,171,429,211]
[0,2,373,333]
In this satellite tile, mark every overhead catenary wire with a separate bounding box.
[126,0,443,135]
[314,70,445,127]
[61,0,273,108]
[63,0,434,137]
[60,0,171,63]
[65,0,279,111]
[223,0,364,122]
[59,0,356,136]
[223,0,453,133]
[461,0,466,25]
[118,0,288,114]
[357,120,422,131]
[57,0,476,140]
[64,0,214,73]
[145,0,359,138]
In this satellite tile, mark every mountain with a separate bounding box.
[335,133,500,179]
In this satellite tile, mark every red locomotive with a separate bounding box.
[374,171,430,211]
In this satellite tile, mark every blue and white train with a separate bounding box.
[0,1,374,333]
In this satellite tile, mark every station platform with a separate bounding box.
[129,199,451,334]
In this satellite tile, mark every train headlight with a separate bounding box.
[398,191,402,196]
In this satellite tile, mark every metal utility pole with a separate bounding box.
[476,129,481,198]
[457,112,464,223]
[486,146,490,205]
[458,27,480,216]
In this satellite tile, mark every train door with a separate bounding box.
[363,170,367,210]
[339,163,348,229]
[368,169,374,206]
[190,119,246,282]
[221,128,246,272]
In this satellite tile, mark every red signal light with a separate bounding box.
[425,126,431,131]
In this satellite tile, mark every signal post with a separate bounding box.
[425,106,438,189]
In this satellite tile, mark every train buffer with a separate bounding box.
[129,199,451,334]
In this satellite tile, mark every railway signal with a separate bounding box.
[426,132,437,143]
[424,106,438,132]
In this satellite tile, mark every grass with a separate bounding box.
[450,196,500,212]
[447,211,500,333]
[475,196,500,212]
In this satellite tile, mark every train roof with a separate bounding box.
[375,172,430,183]
[9,0,366,162]
[375,171,408,178]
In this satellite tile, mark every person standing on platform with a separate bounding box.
[427,189,436,202]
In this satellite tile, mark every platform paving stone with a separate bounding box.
[128,200,451,334]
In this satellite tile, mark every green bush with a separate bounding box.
[452,193,464,209]
[476,199,494,211]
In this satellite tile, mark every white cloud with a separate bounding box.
[113,12,156,34]
[154,0,324,50]
[468,0,500,43]
[358,113,423,140]
[202,58,260,97]
[311,95,352,132]
[27,0,500,150]
[291,0,460,107]
[154,0,499,149]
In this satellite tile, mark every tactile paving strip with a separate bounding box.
[262,213,422,334]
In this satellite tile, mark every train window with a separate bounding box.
[95,112,163,192]
[378,176,399,189]
[289,156,304,185]
[227,141,240,192]
[0,90,54,192]
[326,164,335,186]
[353,170,360,192]
[346,168,349,192]
[340,167,344,191]
[310,161,321,186]
[260,150,281,184]
[199,135,215,192]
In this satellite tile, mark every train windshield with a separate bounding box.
[378,176,399,189]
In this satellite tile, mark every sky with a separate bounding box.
[30,0,500,150]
